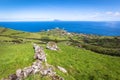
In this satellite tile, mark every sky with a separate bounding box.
[0,0,120,21]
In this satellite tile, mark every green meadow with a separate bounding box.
[0,27,120,80]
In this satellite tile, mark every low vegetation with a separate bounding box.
[0,27,120,80]
[69,33,120,56]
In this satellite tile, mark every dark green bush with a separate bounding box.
[82,44,120,56]
[83,38,120,48]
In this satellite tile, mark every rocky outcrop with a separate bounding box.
[2,44,64,80]
[46,42,59,51]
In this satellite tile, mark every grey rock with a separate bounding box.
[8,74,17,80]
[16,69,24,79]
[33,44,47,62]
[23,66,33,78]
[46,42,59,51]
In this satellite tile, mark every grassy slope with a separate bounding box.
[0,27,120,80]
[46,43,120,80]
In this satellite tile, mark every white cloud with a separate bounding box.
[106,11,113,15]
[114,12,120,16]
[106,11,120,17]
[90,15,98,18]
[1,9,120,21]
[90,12,100,18]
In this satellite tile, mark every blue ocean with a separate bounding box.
[0,21,120,36]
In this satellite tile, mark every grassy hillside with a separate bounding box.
[0,27,120,80]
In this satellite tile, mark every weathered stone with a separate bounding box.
[32,60,43,74]
[8,74,17,80]
[57,66,67,73]
[23,66,33,78]
[16,69,24,79]
[40,67,55,76]
[46,42,59,51]
[33,44,47,62]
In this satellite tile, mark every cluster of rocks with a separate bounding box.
[33,44,47,62]
[46,42,59,51]
[2,44,64,80]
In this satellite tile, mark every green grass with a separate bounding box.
[0,43,34,79]
[0,27,120,80]
[45,43,120,80]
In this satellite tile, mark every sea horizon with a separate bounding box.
[0,20,120,22]
[0,21,120,36]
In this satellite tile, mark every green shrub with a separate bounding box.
[82,44,120,56]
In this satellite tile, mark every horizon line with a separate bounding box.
[0,20,120,22]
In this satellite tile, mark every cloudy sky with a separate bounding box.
[0,0,120,21]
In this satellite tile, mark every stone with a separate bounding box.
[40,67,54,76]
[33,44,47,62]
[8,74,17,80]
[46,42,58,51]
[57,66,67,73]
[34,53,46,62]
[23,66,33,78]
[32,60,43,74]
[16,69,24,79]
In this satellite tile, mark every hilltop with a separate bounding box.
[0,27,120,80]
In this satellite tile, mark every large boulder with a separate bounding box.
[46,42,59,51]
